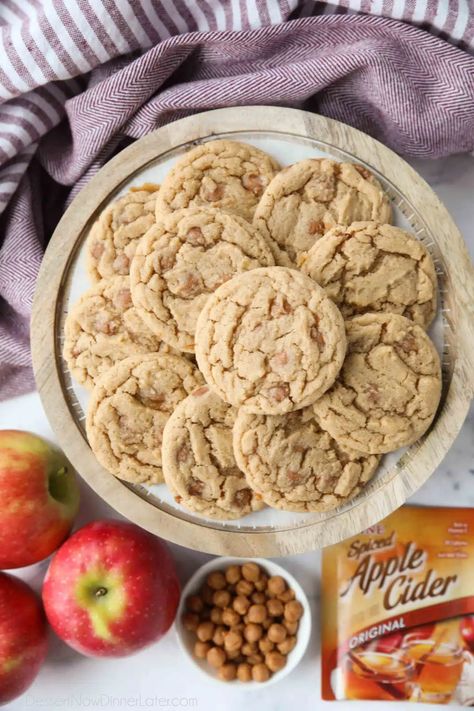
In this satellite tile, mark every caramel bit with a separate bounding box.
[192,386,209,397]
[310,325,325,349]
[174,495,183,504]
[398,334,419,354]
[178,272,201,297]
[270,351,288,368]
[287,470,301,483]
[114,288,132,310]
[365,383,380,404]
[270,297,292,317]
[186,227,205,246]
[91,241,105,259]
[112,254,130,274]
[177,444,190,463]
[355,164,372,180]
[95,312,119,335]
[308,220,324,236]
[203,183,224,202]
[267,384,290,403]
[188,478,204,496]
[140,387,165,406]
[160,255,175,271]
[242,173,264,195]
[214,273,232,288]
[234,488,252,507]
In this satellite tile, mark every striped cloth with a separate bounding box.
[0,1,473,400]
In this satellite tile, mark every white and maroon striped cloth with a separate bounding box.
[0,1,473,399]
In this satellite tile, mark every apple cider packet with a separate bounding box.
[322,506,474,705]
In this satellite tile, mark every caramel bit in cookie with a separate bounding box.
[355,165,372,180]
[270,296,292,317]
[140,387,165,406]
[159,254,175,271]
[114,288,132,310]
[287,470,301,483]
[398,334,419,354]
[364,383,380,404]
[91,241,105,259]
[213,273,232,288]
[177,444,190,463]
[192,386,210,398]
[270,351,289,368]
[112,254,130,274]
[202,182,225,202]
[94,312,119,335]
[310,324,325,349]
[187,478,204,496]
[267,384,290,403]
[242,173,265,196]
[177,272,201,297]
[308,220,324,236]
[186,227,205,246]
[234,488,252,507]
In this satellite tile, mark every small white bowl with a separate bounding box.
[175,556,311,688]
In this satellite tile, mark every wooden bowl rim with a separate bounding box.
[31,106,474,556]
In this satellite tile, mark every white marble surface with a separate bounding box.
[2,154,474,711]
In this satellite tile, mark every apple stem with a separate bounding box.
[94,587,108,597]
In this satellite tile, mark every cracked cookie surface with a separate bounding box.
[155,140,280,223]
[86,353,204,484]
[162,385,264,519]
[233,407,380,512]
[254,159,392,266]
[87,184,159,282]
[314,313,441,453]
[301,222,437,328]
[130,207,274,353]
[63,276,174,388]
[195,267,347,414]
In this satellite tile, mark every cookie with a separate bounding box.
[63,276,174,388]
[86,353,204,484]
[162,385,264,519]
[233,407,380,512]
[155,140,280,223]
[195,267,347,414]
[301,222,437,328]
[254,159,392,266]
[87,183,159,282]
[130,207,275,353]
[314,313,441,453]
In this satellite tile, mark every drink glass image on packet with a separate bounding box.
[321,506,474,705]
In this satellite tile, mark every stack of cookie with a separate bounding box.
[63,139,442,521]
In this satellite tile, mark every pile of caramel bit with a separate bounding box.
[182,562,304,682]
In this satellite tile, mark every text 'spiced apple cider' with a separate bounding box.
[322,506,474,705]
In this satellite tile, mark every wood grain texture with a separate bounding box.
[31,106,474,557]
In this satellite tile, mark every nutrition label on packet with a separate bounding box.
[321,506,474,705]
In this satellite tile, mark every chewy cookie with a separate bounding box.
[301,222,437,328]
[86,353,204,484]
[87,184,159,282]
[314,313,442,453]
[155,140,280,223]
[233,407,380,512]
[63,276,173,388]
[162,385,263,519]
[195,267,347,414]
[130,207,274,353]
[254,159,392,266]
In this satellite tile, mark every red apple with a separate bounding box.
[0,573,48,704]
[42,520,180,657]
[0,430,80,568]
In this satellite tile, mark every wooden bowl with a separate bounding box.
[31,106,474,556]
